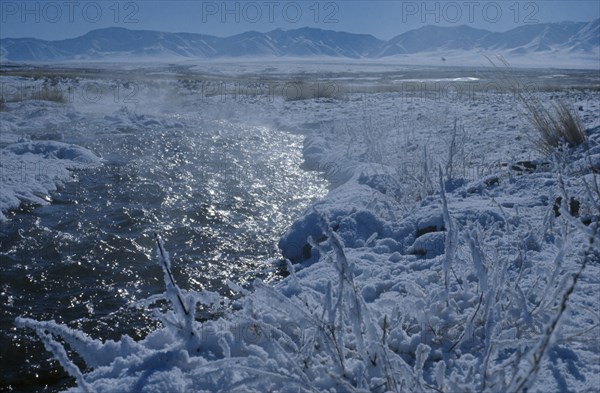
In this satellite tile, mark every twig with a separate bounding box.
[154,232,189,316]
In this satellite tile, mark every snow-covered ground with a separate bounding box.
[3,64,600,392]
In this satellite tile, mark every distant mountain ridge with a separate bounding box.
[1,19,598,62]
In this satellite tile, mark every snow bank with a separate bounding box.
[0,140,103,221]
[280,133,406,266]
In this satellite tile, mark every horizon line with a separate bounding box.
[2,18,597,42]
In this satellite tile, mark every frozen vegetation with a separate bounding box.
[2,63,600,392]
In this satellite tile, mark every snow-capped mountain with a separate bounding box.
[375,20,599,56]
[1,19,598,62]
[265,27,382,58]
[374,25,492,56]
[0,27,383,61]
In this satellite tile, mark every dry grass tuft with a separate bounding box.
[523,98,587,155]
[33,88,68,103]
[283,81,344,101]
[487,55,587,155]
[1,87,68,106]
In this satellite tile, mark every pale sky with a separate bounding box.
[1,1,599,41]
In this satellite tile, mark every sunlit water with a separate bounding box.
[0,110,327,392]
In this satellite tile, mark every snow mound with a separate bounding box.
[0,140,103,221]
[4,141,103,164]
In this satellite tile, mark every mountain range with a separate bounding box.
[1,19,598,62]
